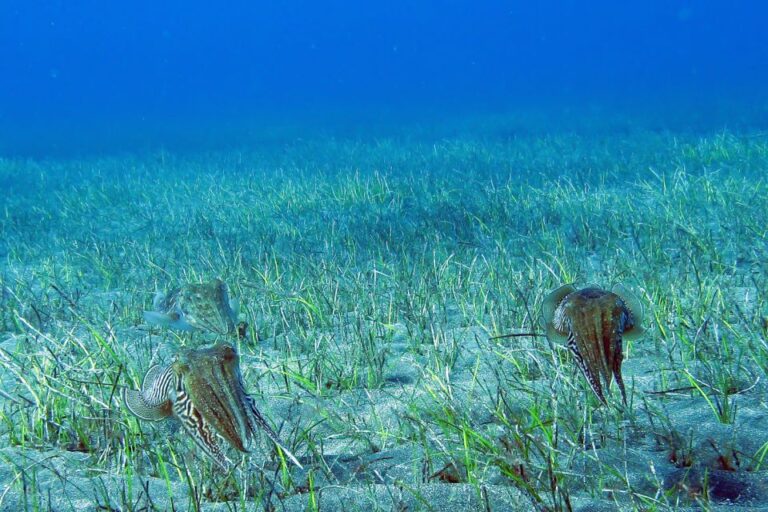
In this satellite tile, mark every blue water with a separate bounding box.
[1,0,767,156]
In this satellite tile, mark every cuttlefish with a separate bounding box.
[542,284,645,404]
[144,278,247,338]
[124,343,302,470]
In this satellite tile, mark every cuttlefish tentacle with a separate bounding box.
[243,394,303,468]
[177,345,253,453]
[543,284,644,405]
[171,380,234,469]
[177,344,303,468]
[124,343,302,470]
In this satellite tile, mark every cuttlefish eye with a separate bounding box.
[216,344,237,363]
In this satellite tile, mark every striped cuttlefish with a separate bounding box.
[124,343,301,470]
[144,278,247,339]
[542,284,645,405]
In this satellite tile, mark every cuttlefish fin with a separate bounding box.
[152,291,166,310]
[611,283,646,340]
[229,298,240,318]
[124,365,175,421]
[542,283,577,342]
[545,323,568,344]
[143,310,174,327]
[142,365,173,394]
[244,396,303,469]
[173,394,234,470]
[143,310,196,331]
[124,389,173,421]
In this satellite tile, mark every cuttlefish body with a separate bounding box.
[542,284,645,404]
[124,343,301,470]
[144,278,246,338]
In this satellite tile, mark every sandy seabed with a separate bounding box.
[2,123,768,511]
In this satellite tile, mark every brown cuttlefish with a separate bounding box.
[124,343,302,470]
[143,278,248,339]
[542,284,645,405]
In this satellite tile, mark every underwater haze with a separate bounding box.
[1,0,768,154]
[2,2,768,512]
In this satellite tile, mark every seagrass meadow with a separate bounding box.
[1,118,768,511]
